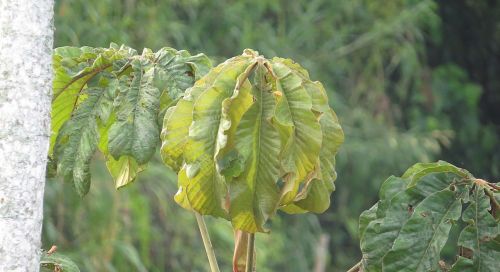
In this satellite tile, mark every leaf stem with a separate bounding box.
[52,63,112,101]
[194,212,220,272]
[245,233,255,272]
[473,178,499,191]
[346,261,362,272]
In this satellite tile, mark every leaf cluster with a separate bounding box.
[359,161,499,272]
[49,44,211,196]
[161,49,344,233]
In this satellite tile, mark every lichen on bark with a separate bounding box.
[0,0,54,271]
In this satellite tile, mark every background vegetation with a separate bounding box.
[43,0,500,270]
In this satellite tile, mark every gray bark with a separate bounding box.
[0,0,54,271]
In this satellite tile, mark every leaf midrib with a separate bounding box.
[129,62,147,143]
[414,193,458,271]
[474,188,481,271]
[68,89,107,181]
[250,72,265,229]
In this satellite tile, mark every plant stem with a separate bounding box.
[194,212,220,272]
[484,188,500,219]
[245,233,255,272]
[346,261,362,272]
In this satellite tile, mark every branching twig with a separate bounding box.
[52,63,112,101]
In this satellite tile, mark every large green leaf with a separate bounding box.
[360,171,459,271]
[357,161,500,272]
[402,160,472,187]
[382,188,462,272]
[53,87,114,196]
[161,54,255,217]
[51,45,132,155]
[175,57,254,218]
[291,109,344,213]
[228,66,281,232]
[51,44,211,194]
[161,59,240,172]
[272,58,344,213]
[161,49,344,233]
[270,59,322,205]
[152,47,212,120]
[454,186,500,272]
[358,176,409,239]
[107,58,160,164]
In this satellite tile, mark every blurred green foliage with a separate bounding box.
[44,0,500,271]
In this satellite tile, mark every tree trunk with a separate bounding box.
[0,0,54,271]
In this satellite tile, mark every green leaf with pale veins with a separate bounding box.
[455,186,500,272]
[153,47,211,121]
[54,87,114,196]
[358,176,409,239]
[357,161,500,272]
[228,66,281,232]
[270,58,344,213]
[214,62,255,178]
[52,47,125,155]
[382,188,462,272]
[108,58,161,164]
[360,169,465,271]
[51,45,211,193]
[402,160,472,187]
[359,203,379,240]
[271,59,323,205]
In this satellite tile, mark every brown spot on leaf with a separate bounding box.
[407,204,414,215]
[459,246,474,259]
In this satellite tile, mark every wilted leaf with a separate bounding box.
[382,189,462,272]
[168,56,254,219]
[228,66,281,232]
[360,171,459,271]
[161,49,344,233]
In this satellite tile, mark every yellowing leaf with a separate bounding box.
[172,56,255,218]
[161,49,344,232]
[271,60,322,205]
[228,67,281,232]
[106,155,146,189]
